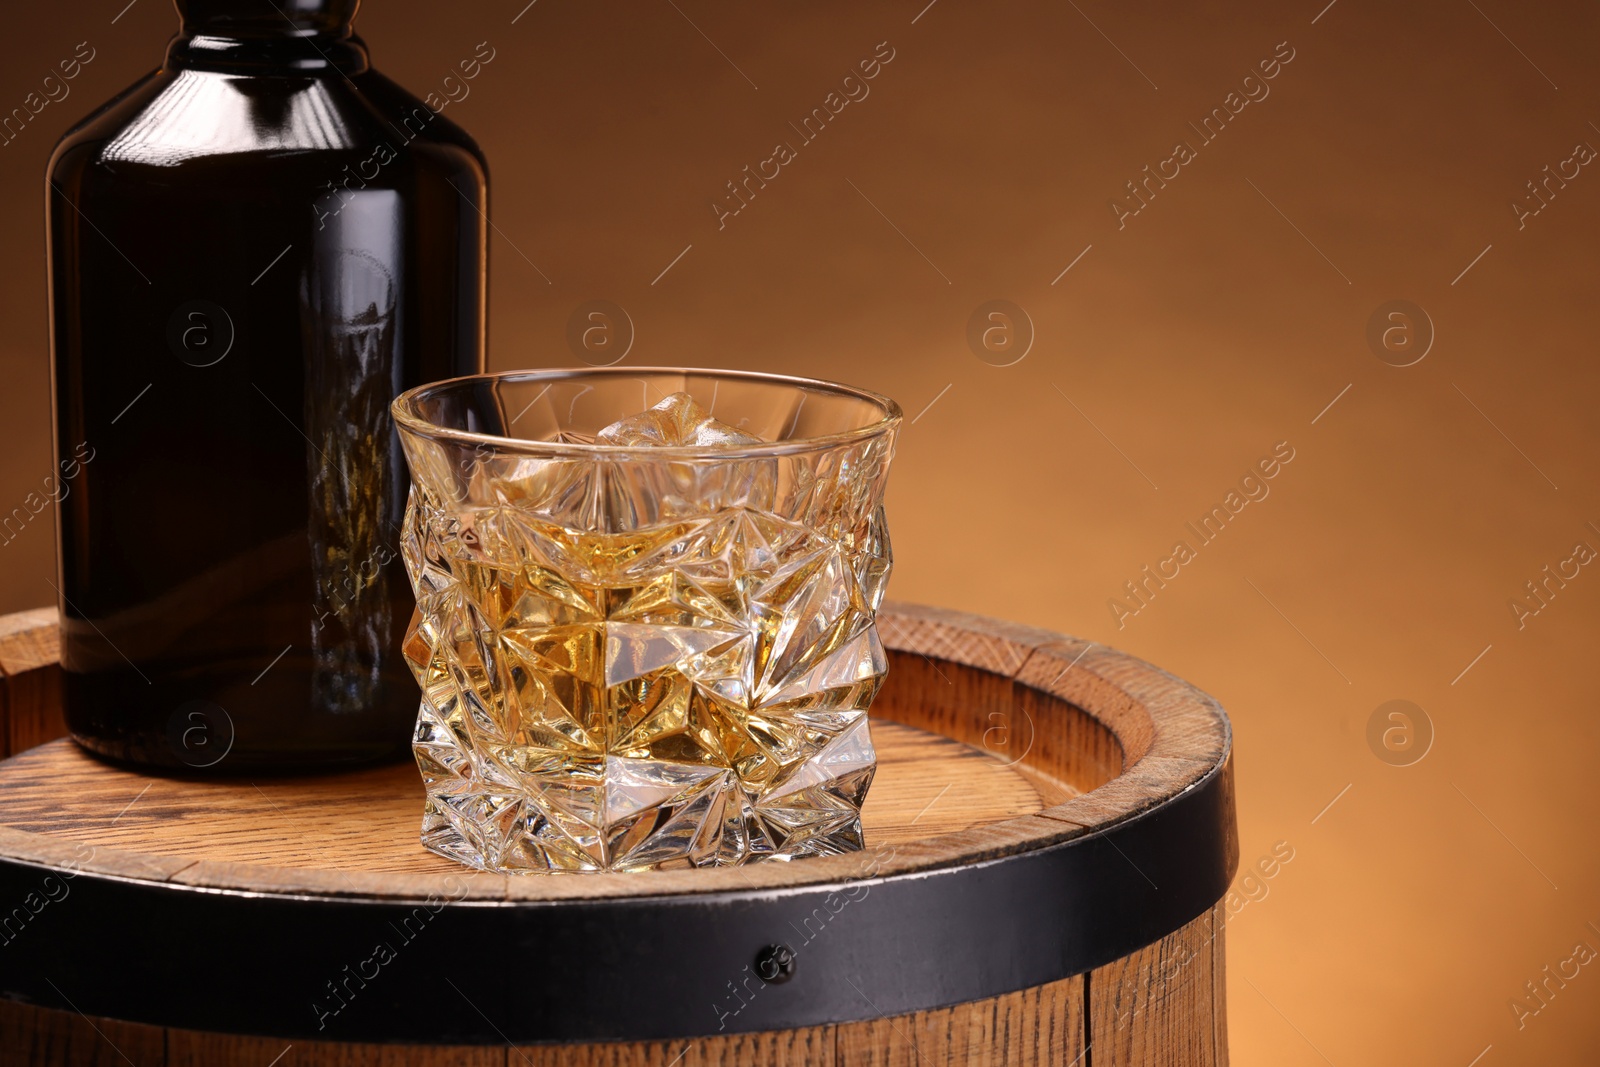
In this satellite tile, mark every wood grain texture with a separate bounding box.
[0,607,58,677]
[1088,908,1225,1067]
[0,599,1234,900]
[876,600,1059,677]
[0,607,63,760]
[1016,641,1230,772]
[4,663,63,758]
[0,999,165,1067]
[0,718,1046,893]
[833,974,1085,1067]
[1211,902,1229,1067]
[1014,641,1152,766]
[1013,673,1123,799]
[1037,757,1216,835]
[873,649,1086,808]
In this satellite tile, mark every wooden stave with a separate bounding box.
[0,602,1236,1052]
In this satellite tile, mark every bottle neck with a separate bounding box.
[166,0,367,74]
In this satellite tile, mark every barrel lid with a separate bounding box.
[0,602,1236,1043]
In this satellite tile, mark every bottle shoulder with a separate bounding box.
[352,70,489,172]
[50,70,166,175]
[48,64,486,183]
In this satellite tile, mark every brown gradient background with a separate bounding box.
[3,0,1600,1062]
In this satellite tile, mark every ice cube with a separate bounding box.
[597,392,763,447]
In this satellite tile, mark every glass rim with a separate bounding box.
[392,366,904,459]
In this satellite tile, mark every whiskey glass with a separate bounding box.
[392,368,900,872]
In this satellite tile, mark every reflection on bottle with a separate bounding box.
[301,189,404,714]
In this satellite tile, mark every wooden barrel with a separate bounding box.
[0,602,1236,1067]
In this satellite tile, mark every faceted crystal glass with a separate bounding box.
[392,369,901,873]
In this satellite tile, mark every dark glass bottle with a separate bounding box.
[48,0,487,771]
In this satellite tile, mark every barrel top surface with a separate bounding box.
[0,601,1230,902]
[0,601,1237,1043]
[0,721,1049,896]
